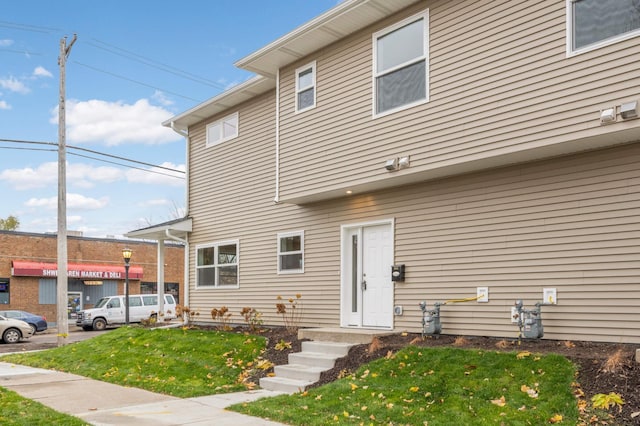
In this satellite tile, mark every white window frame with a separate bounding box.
[277,231,304,274]
[195,240,239,288]
[566,0,640,56]
[373,9,429,118]
[206,112,239,147]
[295,61,316,113]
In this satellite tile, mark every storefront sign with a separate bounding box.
[11,261,143,279]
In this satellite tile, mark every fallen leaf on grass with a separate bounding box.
[549,414,563,423]
[516,351,531,359]
[491,396,506,407]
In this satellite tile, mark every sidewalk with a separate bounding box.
[0,362,286,425]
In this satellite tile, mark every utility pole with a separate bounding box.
[57,34,76,347]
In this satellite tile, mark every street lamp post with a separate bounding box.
[122,248,132,325]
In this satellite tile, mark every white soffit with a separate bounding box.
[162,76,275,131]
[164,0,419,131]
[236,0,420,77]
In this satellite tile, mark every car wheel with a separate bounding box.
[93,318,107,331]
[29,324,37,335]
[2,328,21,344]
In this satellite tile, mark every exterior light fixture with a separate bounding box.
[122,248,133,325]
[398,156,411,169]
[384,158,398,171]
[620,101,638,119]
[600,107,616,124]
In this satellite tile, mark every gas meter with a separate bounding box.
[419,301,443,336]
[513,300,543,340]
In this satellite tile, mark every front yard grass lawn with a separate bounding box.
[1,327,266,398]
[0,387,88,425]
[230,346,578,426]
[3,327,579,425]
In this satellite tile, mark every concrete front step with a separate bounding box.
[259,376,314,394]
[289,351,338,369]
[274,364,326,382]
[301,341,353,357]
[298,327,395,344]
[260,340,357,393]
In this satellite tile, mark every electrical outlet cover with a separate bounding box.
[543,288,557,305]
[476,287,489,302]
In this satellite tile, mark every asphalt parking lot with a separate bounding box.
[0,326,105,354]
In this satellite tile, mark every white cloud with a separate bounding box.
[138,198,170,207]
[33,66,53,78]
[0,39,13,47]
[0,100,11,110]
[0,76,29,94]
[151,90,174,107]
[25,193,109,210]
[126,162,185,187]
[0,162,127,190]
[54,98,181,146]
[0,162,58,190]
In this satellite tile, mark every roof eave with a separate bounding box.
[162,76,275,132]
[235,0,420,76]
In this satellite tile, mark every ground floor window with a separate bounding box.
[277,231,304,273]
[196,240,239,288]
[0,279,9,304]
[141,281,180,303]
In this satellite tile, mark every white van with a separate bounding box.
[76,294,177,331]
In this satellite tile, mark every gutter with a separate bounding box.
[169,121,191,310]
[274,69,280,203]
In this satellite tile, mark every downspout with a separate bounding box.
[274,69,280,203]
[170,122,190,311]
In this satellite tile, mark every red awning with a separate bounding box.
[11,261,143,280]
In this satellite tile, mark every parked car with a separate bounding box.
[0,310,48,334]
[76,294,177,331]
[0,315,34,343]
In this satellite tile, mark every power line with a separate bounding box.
[68,151,184,180]
[0,48,44,56]
[0,20,60,34]
[87,39,228,91]
[72,61,202,103]
[0,138,185,175]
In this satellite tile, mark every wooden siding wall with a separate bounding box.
[189,83,640,342]
[277,0,640,201]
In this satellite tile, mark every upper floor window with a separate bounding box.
[568,0,640,54]
[206,112,238,147]
[196,240,239,288]
[373,10,429,116]
[278,231,304,274]
[295,62,316,112]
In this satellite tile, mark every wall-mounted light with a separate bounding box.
[384,158,398,171]
[398,156,411,169]
[621,101,638,119]
[600,107,616,125]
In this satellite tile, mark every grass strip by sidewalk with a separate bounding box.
[0,387,88,425]
[230,346,578,425]
[2,327,266,398]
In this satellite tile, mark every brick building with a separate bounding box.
[0,231,184,326]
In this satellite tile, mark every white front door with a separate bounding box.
[341,220,394,329]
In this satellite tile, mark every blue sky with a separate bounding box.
[0,1,338,237]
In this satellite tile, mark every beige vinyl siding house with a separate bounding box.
[160,0,640,344]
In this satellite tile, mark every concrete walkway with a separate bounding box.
[0,362,286,425]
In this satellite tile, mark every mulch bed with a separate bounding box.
[246,327,640,425]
